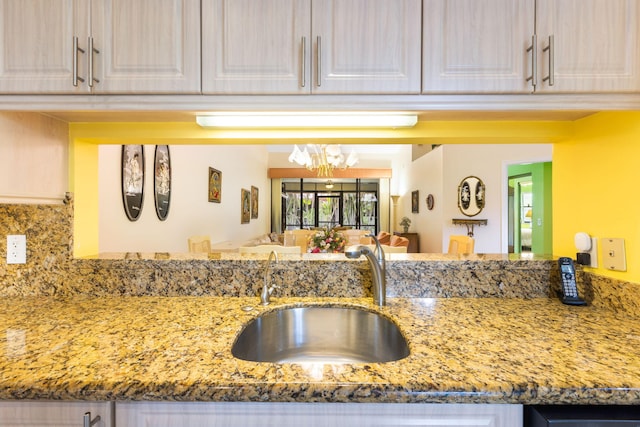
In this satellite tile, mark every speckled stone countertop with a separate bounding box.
[2,296,639,405]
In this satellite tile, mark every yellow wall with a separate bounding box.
[69,138,99,257]
[553,111,640,282]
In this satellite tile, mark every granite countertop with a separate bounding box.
[1,296,640,405]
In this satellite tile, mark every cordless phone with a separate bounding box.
[558,257,587,306]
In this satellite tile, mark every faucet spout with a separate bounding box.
[345,234,386,306]
[260,250,279,305]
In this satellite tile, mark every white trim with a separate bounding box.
[0,93,639,113]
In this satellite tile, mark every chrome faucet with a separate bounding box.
[345,234,386,306]
[260,250,279,305]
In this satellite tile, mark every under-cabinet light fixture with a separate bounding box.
[195,112,418,128]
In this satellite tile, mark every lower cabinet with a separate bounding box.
[0,400,113,426]
[0,400,523,426]
[115,401,523,427]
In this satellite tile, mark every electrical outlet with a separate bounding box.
[6,235,26,264]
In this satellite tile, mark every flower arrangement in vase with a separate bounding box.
[399,216,411,233]
[308,228,347,253]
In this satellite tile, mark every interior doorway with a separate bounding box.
[509,176,533,253]
[507,162,553,255]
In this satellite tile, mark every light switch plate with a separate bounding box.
[6,235,26,264]
[600,238,626,271]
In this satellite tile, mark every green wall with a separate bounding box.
[508,162,553,255]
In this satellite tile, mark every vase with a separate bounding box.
[403,226,409,233]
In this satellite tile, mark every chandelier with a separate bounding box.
[288,144,358,177]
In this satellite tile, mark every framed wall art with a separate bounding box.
[208,167,221,203]
[411,190,419,213]
[251,186,258,219]
[153,145,171,221]
[426,194,434,210]
[241,188,251,224]
[121,145,145,221]
[458,175,485,217]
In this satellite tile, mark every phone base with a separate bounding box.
[562,297,587,306]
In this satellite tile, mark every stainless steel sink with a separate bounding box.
[231,306,409,363]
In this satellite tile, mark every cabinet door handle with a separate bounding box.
[73,36,85,86]
[83,412,101,427]
[88,37,100,87]
[301,36,306,88]
[526,34,537,88]
[316,35,321,87]
[542,35,554,86]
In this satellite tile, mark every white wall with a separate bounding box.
[407,147,444,252]
[407,144,552,253]
[389,145,412,232]
[99,145,271,252]
[0,112,68,203]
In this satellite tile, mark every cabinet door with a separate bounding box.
[0,0,88,93]
[117,402,523,427]
[90,0,201,93]
[311,0,422,94]
[536,0,640,92]
[0,401,113,426]
[422,0,534,93]
[202,0,311,94]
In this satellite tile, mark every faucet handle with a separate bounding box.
[366,233,385,259]
[260,283,279,306]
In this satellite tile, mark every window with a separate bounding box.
[282,179,378,233]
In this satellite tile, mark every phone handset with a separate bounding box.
[558,257,587,306]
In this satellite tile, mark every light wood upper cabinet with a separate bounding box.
[91,0,201,94]
[2,0,638,96]
[0,0,89,93]
[536,0,640,93]
[422,0,534,93]
[311,0,422,94]
[0,0,200,94]
[202,0,422,94]
[202,0,310,94]
[423,0,640,93]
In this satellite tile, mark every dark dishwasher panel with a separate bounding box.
[525,405,640,426]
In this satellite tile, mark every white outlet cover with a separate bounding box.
[601,238,626,271]
[7,234,26,264]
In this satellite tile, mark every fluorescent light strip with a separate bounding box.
[196,113,418,128]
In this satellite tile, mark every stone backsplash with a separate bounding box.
[0,203,72,296]
[1,204,637,315]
